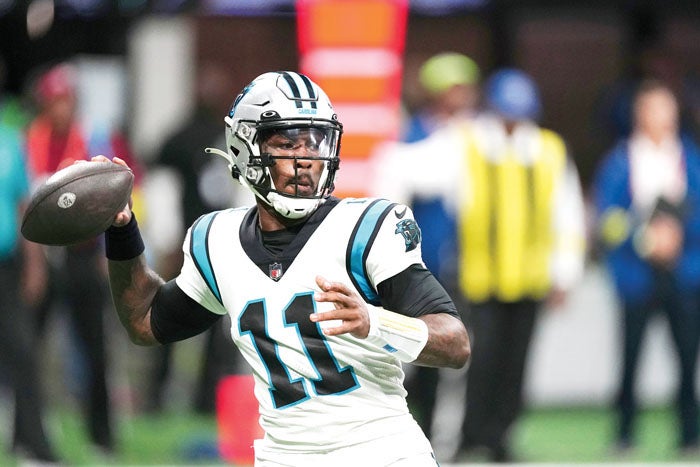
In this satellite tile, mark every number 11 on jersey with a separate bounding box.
[238,292,360,409]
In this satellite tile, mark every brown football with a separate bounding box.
[21,161,134,246]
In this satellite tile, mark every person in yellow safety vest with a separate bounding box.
[372,67,586,462]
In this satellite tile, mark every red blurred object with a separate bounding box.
[296,0,408,197]
[216,375,263,466]
[36,63,77,104]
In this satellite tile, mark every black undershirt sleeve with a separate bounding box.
[150,280,222,344]
[376,264,460,319]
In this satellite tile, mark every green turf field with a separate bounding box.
[2,405,699,465]
[513,405,698,463]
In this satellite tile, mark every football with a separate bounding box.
[21,161,134,246]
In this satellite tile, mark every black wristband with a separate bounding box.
[105,214,145,261]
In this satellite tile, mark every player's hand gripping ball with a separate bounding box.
[21,160,134,245]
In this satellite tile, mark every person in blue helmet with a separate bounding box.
[451,68,586,462]
[373,67,586,461]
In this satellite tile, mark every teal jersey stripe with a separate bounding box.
[190,212,222,305]
[346,199,396,305]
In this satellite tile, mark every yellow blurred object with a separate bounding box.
[600,207,631,247]
[130,186,146,225]
[458,127,567,303]
[419,52,480,95]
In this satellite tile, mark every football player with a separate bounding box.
[99,71,470,466]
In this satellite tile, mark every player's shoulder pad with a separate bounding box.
[346,198,414,305]
[342,197,418,244]
[188,210,224,305]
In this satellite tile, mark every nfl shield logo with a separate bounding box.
[269,262,283,281]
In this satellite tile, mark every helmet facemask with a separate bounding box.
[226,116,341,219]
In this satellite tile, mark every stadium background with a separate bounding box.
[2,0,700,465]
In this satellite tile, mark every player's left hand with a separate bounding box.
[311,276,371,339]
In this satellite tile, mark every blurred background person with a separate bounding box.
[24,60,143,456]
[393,52,480,441]
[592,79,700,456]
[373,65,586,461]
[400,52,481,287]
[453,68,587,462]
[146,61,251,414]
[595,41,700,150]
[403,51,481,143]
[0,58,58,465]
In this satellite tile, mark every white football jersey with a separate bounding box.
[175,197,430,453]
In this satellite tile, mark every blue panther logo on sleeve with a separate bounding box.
[395,219,422,252]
